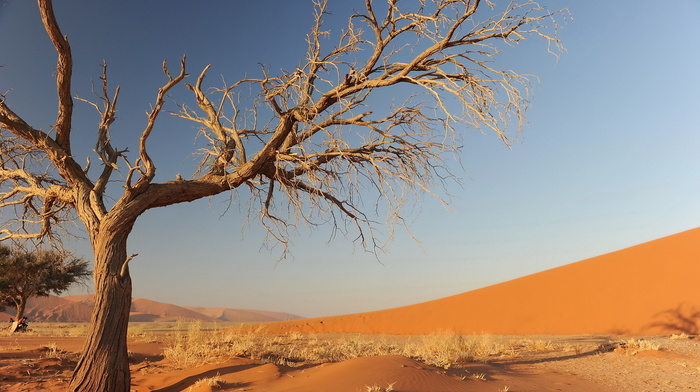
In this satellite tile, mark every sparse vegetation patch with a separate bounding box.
[161,322,567,369]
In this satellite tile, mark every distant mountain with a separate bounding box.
[184,306,302,322]
[1,295,93,322]
[1,294,303,323]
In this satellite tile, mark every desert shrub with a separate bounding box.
[516,338,556,352]
[402,334,464,368]
[41,342,67,359]
[669,332,691,340]
[163,321,225,368]
[623,338,661,355]
[401,333,516,368]
[186,373,225,391]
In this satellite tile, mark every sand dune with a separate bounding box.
[184,306,302,323]
[2,295,302,323]
[2,296,93,322]
[260,227,700,335]
[249,355,476,392]
[131,298,219,322]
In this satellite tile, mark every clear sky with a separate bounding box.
[1,1,699,318]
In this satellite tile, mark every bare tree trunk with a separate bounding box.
[8,299,26,333]
[14,298,26,320]
[68,223,133,392]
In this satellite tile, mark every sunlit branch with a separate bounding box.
[37,0,73,152]
[130,56,188,194]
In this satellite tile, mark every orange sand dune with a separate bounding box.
[263,228,700,335]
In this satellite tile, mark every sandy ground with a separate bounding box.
[1,334,698,392]
[2,230,698,391]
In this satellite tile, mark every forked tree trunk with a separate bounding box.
[68,223,134,392]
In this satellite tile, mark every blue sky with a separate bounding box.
[1,1,699,318]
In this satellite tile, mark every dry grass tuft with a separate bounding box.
[162,321,226,368]
[41,342,67,359]
[186,372,225,391]
[622,338,661,355]
[596,338,662,356]
[472,372,487,380]
[162,322,565,370]
[364,382,396,392]
[669,332,692,340]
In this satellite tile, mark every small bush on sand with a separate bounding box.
[402,333,515,368]
[163,321,224,368]
[364,382,396,392]
[623,338,661,355]
[187,373,225,391]
[669,332,691,340]
[41,342,67,359]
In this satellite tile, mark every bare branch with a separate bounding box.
[119,253,138,279]
[183,65,246,176]
[129,56,188,194]
[163,0,566,253]
[2,0,566,255]
[74,62,125,219]
[37,0,73,152]
[0,162,73,243]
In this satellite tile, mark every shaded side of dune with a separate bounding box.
[259,228,700,335]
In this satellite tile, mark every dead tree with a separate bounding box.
[0,0,565,390]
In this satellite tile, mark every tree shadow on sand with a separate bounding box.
[498,346,609,366]
[647,304,700,335]
[491,336,624,367]
[150,363,257,392]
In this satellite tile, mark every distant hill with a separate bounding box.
[258,228,700,335]
[184,306,302,322]
[1,295,93,322]
[1,294,303,323]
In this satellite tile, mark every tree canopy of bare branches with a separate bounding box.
[0,1,565,390]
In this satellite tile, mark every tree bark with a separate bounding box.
[14,298,26,321]
[8,300,25,333]
[68,221,134,392]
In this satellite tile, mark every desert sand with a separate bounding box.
[259,228,700,336]
[1,228,699,391]
[2,334,699,391]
